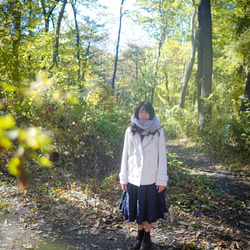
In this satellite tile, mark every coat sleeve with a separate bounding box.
[156,128,168,186]
[119,127,130,185]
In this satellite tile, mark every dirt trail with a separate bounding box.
[0,141,249,250]
[166,141,250,208]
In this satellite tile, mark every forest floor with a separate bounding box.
[0,139,249,250]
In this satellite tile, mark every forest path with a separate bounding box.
[0,140,249,250]
[166,140,250,208]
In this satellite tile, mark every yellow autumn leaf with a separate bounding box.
[1,82,18,92]
[38,156,52,167]
[7,157,21,176]
[0,115,15,130]
[0,136,12,149]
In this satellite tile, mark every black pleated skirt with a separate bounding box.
[119,183,168,225]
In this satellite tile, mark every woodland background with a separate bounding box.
[0,0,249,183]
[0,0,250,249]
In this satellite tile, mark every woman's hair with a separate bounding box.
[134,101,155,120]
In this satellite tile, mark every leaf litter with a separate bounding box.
[0,141,249,249]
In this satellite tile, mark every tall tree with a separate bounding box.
[133,0,188,104]
[0,0,22,84]
[234,0,250,113]
[79,17,106,81]
[179,2,197,109]
[111,0,125,89]
[197,0,213,128]
[41,0,59,32]
[150,1,168,104]
[71,1,80,80]
[52,0,67,66]
[240,71,250,113]
[0,0,42,84]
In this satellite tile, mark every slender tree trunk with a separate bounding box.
[179,6,197,109]
[135,49,138,81]
[151,27,166,104]
[165,73,170,104]
[41,0,59,32]
[71,2,80,80]
[45,6,56,32]
[111,0,125,89]
[82,39,91,80]
[150,36,164,104]
[151,1,181,104]
[240,69,250,113]
[12,0,22,84]
[197,0,213,128]
[52,0,67,66]
[140,67,147,100]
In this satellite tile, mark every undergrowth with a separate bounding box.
[14,149,245,213]
[163,106,250,177]
[166,153,245,214]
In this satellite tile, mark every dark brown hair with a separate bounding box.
[134,101,155,120]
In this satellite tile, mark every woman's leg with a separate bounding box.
[141,221,152,250]
[134,223,145,249]
[137,223,144,230]
[144,221,152,232]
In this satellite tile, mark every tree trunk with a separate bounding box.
[82,39,91,81]
[52,0,67,66]
[165,73,170,104]
[197,0,213,128]
[12,0,22,84]
[71,2,80,80]
[151,25,167,104]
[240,69,250,113]
[179,6,197,109]
[111,0,125,89]
[41,0,59,32]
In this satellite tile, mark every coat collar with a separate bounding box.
[132,133,154,149]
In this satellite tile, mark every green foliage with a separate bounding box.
[155,103,198,140]
[0,0,249,189]
[231,111,250,148]
[0,102,52,185]
[9,75,131,180]
[132,0,192,41]
[167,154,218,212]
[0,115,15,150]
[232,200,246,208]
[196,113,249,153]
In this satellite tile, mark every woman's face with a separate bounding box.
[138,106,150,121]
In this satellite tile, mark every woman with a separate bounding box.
[119,101,168,250]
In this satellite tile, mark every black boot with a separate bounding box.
[141,231,152,250]
[133,229,144,249]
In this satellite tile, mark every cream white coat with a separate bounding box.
[119,127,168,187]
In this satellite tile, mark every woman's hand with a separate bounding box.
[121,184,127,191]
[156,185,166,193]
